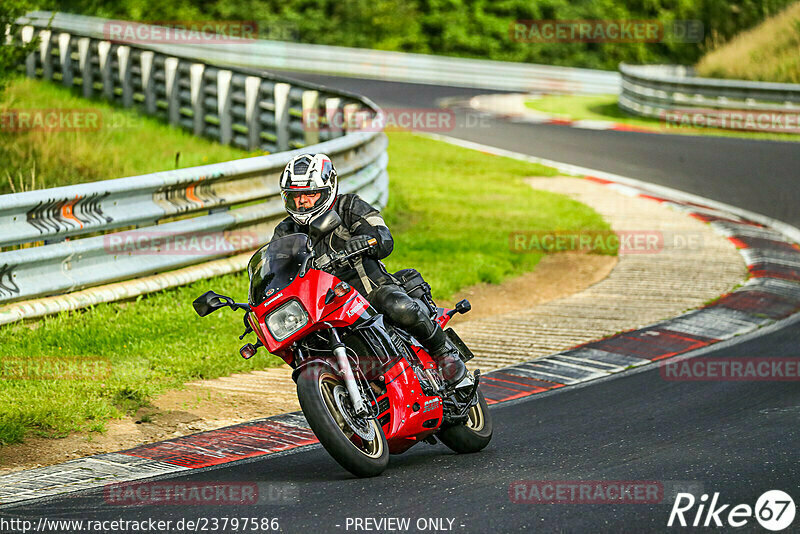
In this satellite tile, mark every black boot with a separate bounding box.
[428,336,467,388]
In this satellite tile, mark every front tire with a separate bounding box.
[296,364,389,477]
[437,390,493,453]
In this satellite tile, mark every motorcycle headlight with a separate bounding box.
[266,300,308,341]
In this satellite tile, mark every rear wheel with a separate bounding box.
[296,364,388,477]
[437,390,493,453]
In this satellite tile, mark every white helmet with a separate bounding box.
[279,153,338,225]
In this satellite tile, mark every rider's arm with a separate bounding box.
[270,217,294,242]
[345,196,394,260]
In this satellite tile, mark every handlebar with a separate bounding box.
[315,238,378,270]
[239,313,253,340]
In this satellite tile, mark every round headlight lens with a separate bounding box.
[266,300,308,341]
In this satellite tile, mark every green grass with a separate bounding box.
[381,133,610,300]
[0,77,254,195]
[696,2,800,84]
[0,84,612,446]
[524,94,800,143]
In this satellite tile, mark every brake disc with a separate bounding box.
[332,385,375,441]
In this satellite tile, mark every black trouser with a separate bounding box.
[367,283,448,354]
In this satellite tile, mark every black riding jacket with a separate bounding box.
[271,194,395,296]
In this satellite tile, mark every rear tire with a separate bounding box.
[296,364,388,477]
[437,390,493,453]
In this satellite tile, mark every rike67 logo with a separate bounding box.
[668,490,795,531]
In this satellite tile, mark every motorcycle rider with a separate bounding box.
[271,153,467,387]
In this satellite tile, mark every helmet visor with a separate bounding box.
[282,188,331,215]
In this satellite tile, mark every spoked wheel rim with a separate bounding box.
[465,400,485,432]
[318,373,384,459]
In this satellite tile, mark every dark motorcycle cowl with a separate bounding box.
[248,233,313,307]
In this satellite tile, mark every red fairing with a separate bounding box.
[437,309,454,329]
[250,268,371,355]
[248,266,448,449]
[377,357,443,453]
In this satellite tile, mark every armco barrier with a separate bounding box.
[18,18,376,153]
[0,18,388,308]
[0,134,388,304]
[619,63,800,132]
[0,133,387,249]
[22,12,621,95]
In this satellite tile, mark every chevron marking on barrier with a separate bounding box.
[153,176,226,214]
[0,263,20,297]
[25,192,112,235]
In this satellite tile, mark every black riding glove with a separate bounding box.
[344,235,374,256]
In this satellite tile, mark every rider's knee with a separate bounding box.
[369,285,421,328]
[387,296,422,328]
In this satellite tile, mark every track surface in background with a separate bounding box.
[276,72,800,228]
[3,74,798,533]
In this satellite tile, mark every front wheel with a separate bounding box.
[437,390,493,453]
[296,364,388,477]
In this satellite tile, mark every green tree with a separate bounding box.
[39,0,800,70]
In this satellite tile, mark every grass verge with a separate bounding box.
[0,86,612,446]
[0,77,254,195]
[524,94,800,143]
[696,2,800,84]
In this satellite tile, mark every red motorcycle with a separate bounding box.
[193,211,492,477]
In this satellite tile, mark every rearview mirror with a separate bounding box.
[309,210,342,240]
[193,290,234,317]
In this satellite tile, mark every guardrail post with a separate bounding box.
[189,63,206,136]
[97,41,113,101]
[165,57,180,125]
[343,103,361,132]
[245,75,262,150]
[190,63,206,136]
[117,46,133,107]
[302,90,320,146]
[58,33,73,87]
[325,97,344,138]
[21,26,36,77]
[217,69,233,145]
[274,83,290,152]
[77,37,93,98]
[39,30,53,80]
[140,51,155,114]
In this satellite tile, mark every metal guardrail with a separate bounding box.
[23,12,621,95]
[0,133,387,249]
[0,136,388,304]
[0,18,389,307]
[19,17,377,153]
[619,63,800,132]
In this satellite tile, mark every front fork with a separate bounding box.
[330,328,368,416]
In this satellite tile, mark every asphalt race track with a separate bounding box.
[6,316,799,532]
[4,75,798,533]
